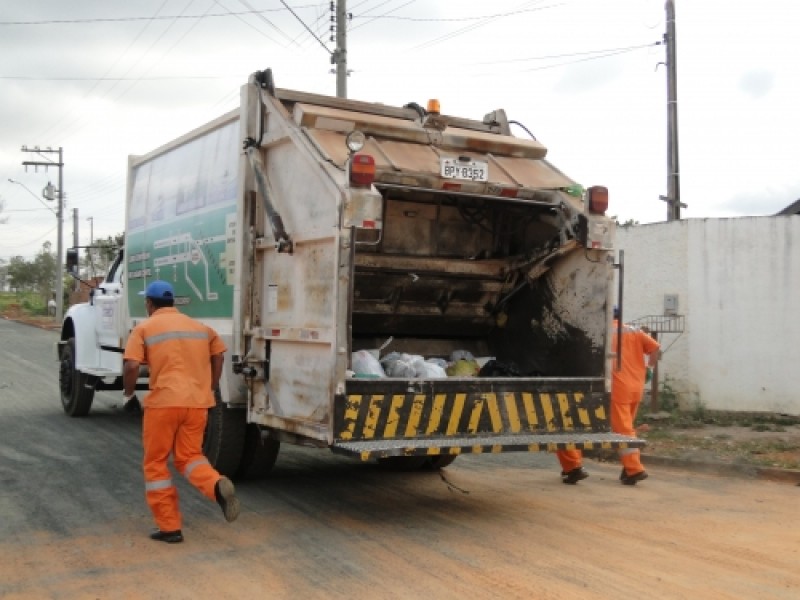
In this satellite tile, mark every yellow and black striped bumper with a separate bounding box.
[332,379,645,460]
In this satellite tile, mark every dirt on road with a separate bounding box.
[2,316,799,599]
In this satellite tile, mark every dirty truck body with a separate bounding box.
[58,70,643,477]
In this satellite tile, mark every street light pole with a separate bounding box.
[7,178,57,215]
[86,216,94,277]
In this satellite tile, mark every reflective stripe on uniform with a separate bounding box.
[145,478,174,491]
[619,447,640,456]
[184,457,210,478]
[143,330,209,347]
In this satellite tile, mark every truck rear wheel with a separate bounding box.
[59,338,95,417]
[235,424,280,480]
[203,391,246,478]
[376,456,429,471]
[425,454,458,469]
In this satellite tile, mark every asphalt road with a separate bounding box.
[1,317,799,599]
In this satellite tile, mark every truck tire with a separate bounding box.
[235,424,280,480]
[203,391,246,478]
[376,456,429,471]
[59,338,95,417]
[425,454,458,469]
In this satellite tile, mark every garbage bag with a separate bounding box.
[416,360,448,379]
[381,352,418,378]
[352,350,386,377]
[446,358,480,377]
[478,359,523,377]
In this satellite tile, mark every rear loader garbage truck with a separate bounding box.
[57,68,643,478]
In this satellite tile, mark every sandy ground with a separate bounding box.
[1,450,799,600]
[1,318,799,599]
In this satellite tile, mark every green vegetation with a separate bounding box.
[1,234,122,321]
[0,290,48,315]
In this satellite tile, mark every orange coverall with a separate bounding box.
[611,320,660,476]
[123,307,227,532]
[556,320,660,475]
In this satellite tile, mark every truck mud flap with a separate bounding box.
[333,378,644,460]
[331,432,644,461]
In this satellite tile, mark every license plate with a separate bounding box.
[440,157,489,182]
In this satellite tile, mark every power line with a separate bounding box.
[280,0,331,54]
[356,41,655,77]
[33,0,172,142]
[238,0,299,47]
[1,75,240,81]
[0,7,320,26]
[349,0,417,32]
[352,5,563,23]
[211,0,285,47]
[470,42,661,66]
[53,2,214,144]
[409,0,554,51]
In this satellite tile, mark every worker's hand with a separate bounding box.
[122,393,142,415]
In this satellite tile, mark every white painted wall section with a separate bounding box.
[618,216,800,415]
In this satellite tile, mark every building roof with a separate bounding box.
[776,198,800,215]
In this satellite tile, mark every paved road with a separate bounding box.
[1,317,799,599]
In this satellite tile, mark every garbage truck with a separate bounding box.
[57,68,643,478]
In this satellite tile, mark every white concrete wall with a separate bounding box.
[617,216,800,415]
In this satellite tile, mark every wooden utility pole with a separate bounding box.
[664,0,683,221]
[334,0,348,98]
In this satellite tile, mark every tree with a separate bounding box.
[83,233,123,277]
[0,257,7,291]
[32,241,56,301]
[615,218,640,228]
[7,256,32,292]
[5,242,57,300]
[0,196,8,225]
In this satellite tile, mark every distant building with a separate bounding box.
[776,198,800,215]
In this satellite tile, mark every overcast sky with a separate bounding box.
[1,0,798,260]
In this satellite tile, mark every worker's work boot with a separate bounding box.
[214,476,240,522]
[150,529,184,544]
[621,470,649,486]
[561,467,589,485]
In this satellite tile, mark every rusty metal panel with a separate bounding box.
[490,155,573,189]
[375,139,441,174]
[294,103,548,160]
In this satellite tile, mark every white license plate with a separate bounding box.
[440,157,489,182]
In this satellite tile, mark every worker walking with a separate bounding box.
[556,448,588,485]
[123,280,240,543]
[612,307,660,485]
[556,306,660,485]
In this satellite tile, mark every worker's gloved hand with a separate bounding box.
[122,393,142,415]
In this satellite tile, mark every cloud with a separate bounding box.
[716,182,800,217]
[738,69,775,98]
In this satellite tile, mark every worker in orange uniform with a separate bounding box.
[556,306,660,485]
[612,306,660,485]
[556,447,588,484]
[123,280,240,543]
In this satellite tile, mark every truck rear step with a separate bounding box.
[332,432,644,461]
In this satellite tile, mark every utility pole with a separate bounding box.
[72,208,80,291]
[334,0,347,98]
[72,208,79,248]
[21,146,64,322]
[86,216,94,278]
[663,0,684,221]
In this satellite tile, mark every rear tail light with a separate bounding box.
[587,185,608,215]
[349,154,375,187]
